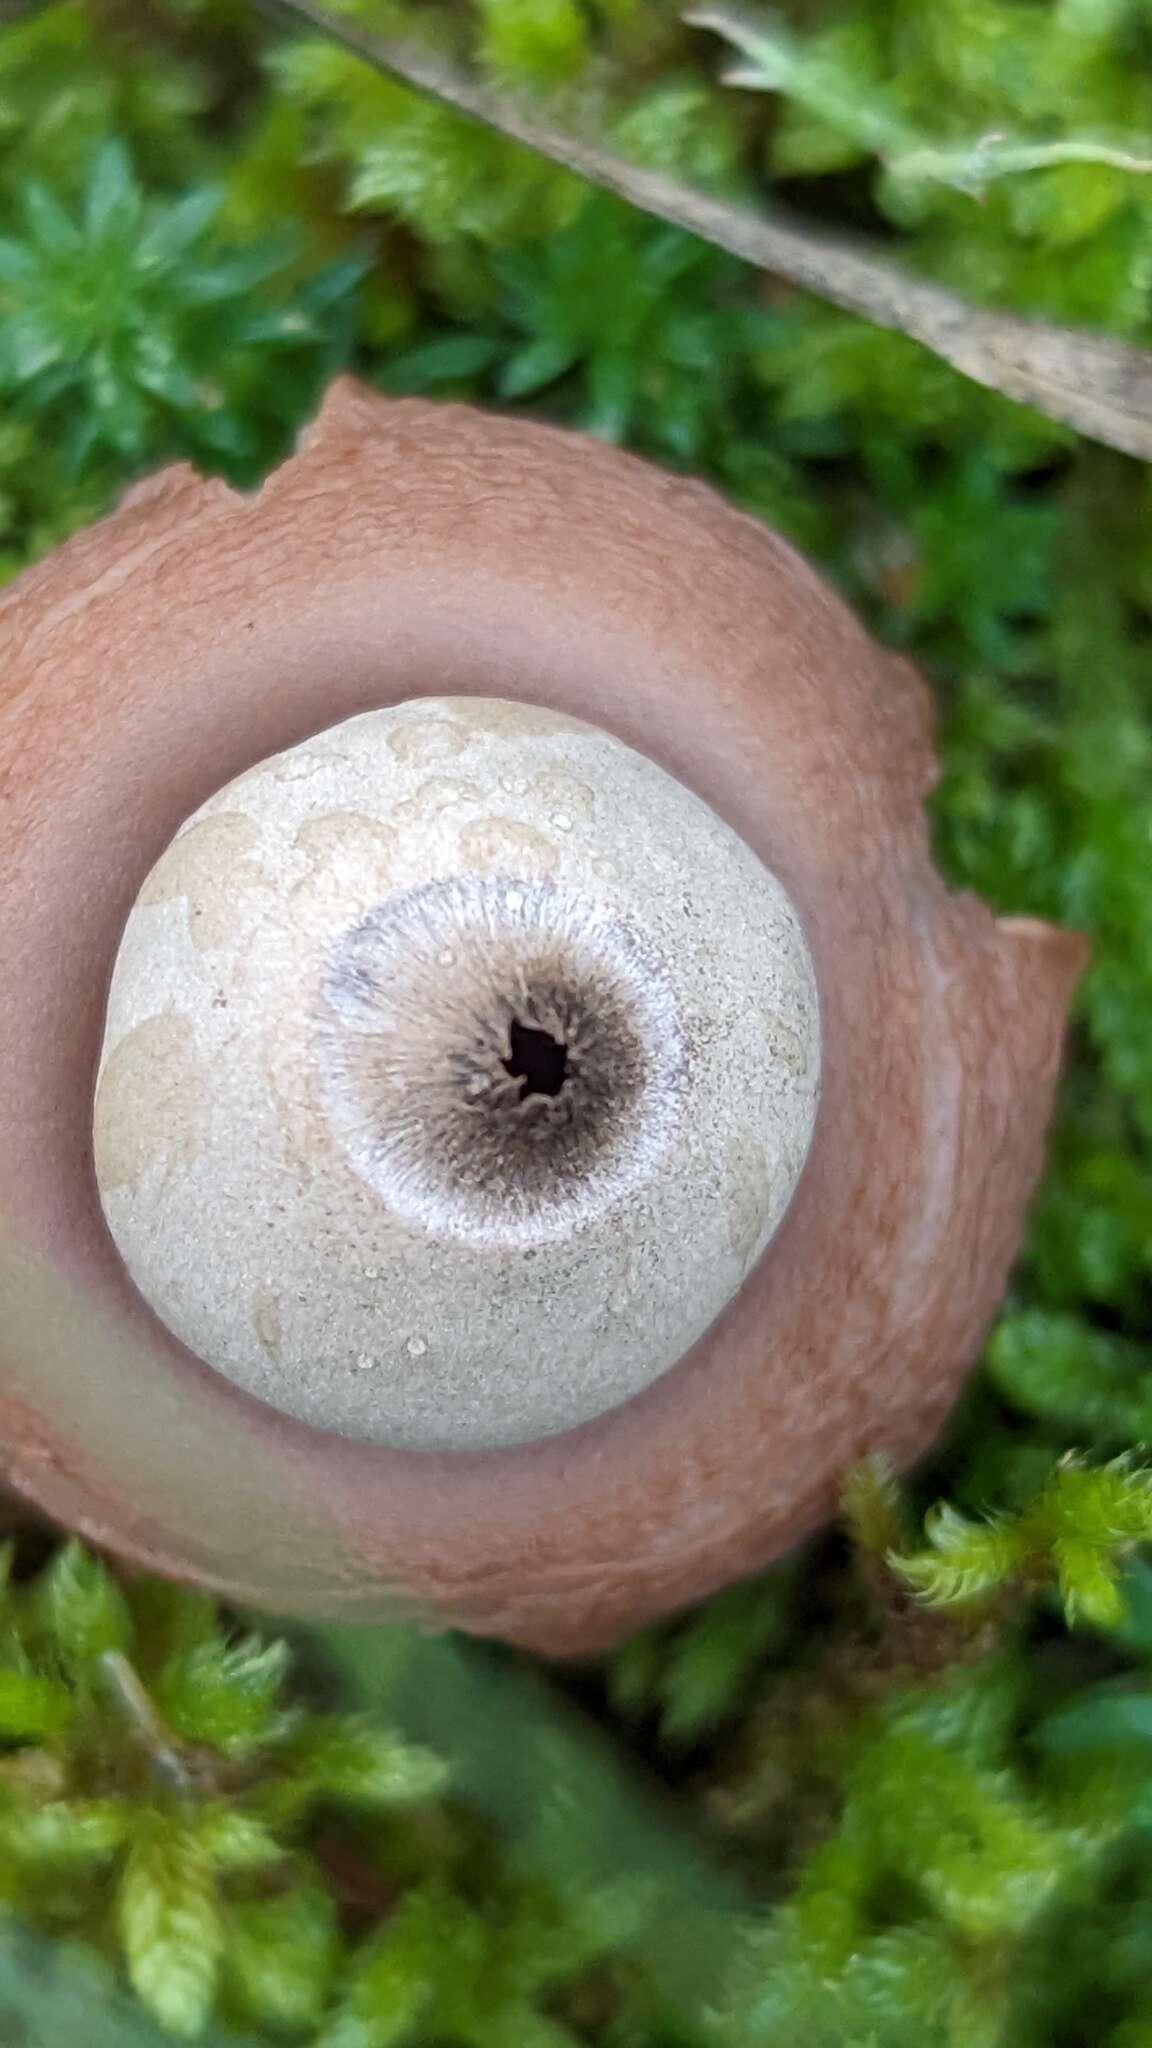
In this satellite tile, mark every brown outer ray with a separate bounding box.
[0,381,1087,1655]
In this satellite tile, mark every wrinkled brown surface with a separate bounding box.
[0,382,1087,1654]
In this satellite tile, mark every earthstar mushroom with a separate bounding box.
[0,380,1086,1654]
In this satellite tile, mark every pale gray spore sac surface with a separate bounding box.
[93,698,822,1452]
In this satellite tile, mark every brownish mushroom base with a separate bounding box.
[0,382,1086,1655]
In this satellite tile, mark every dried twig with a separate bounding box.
[245,0,1152,464]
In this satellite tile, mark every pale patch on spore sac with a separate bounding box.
[287,814,401,930]
[263,1029,331,1191]
[762,1011,813,1079]
[530,771,596,822]
[295,811,397,865]
[294,812,398,886]
[392,777,482,827]
[251,1283,283,1363]
[94,1014,211,1193]
[270,750,356,786]
[445,699,588,741]
[458,818,561,875]
[140,813,270,952]
[725,1132,771,1270]
[316,876,687,1249]
[386,719,470,766]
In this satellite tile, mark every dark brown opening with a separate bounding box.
[321,878,666,1232]
[504,1018,570,1100]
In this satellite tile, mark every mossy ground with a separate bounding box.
[4,3,1152,2042]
